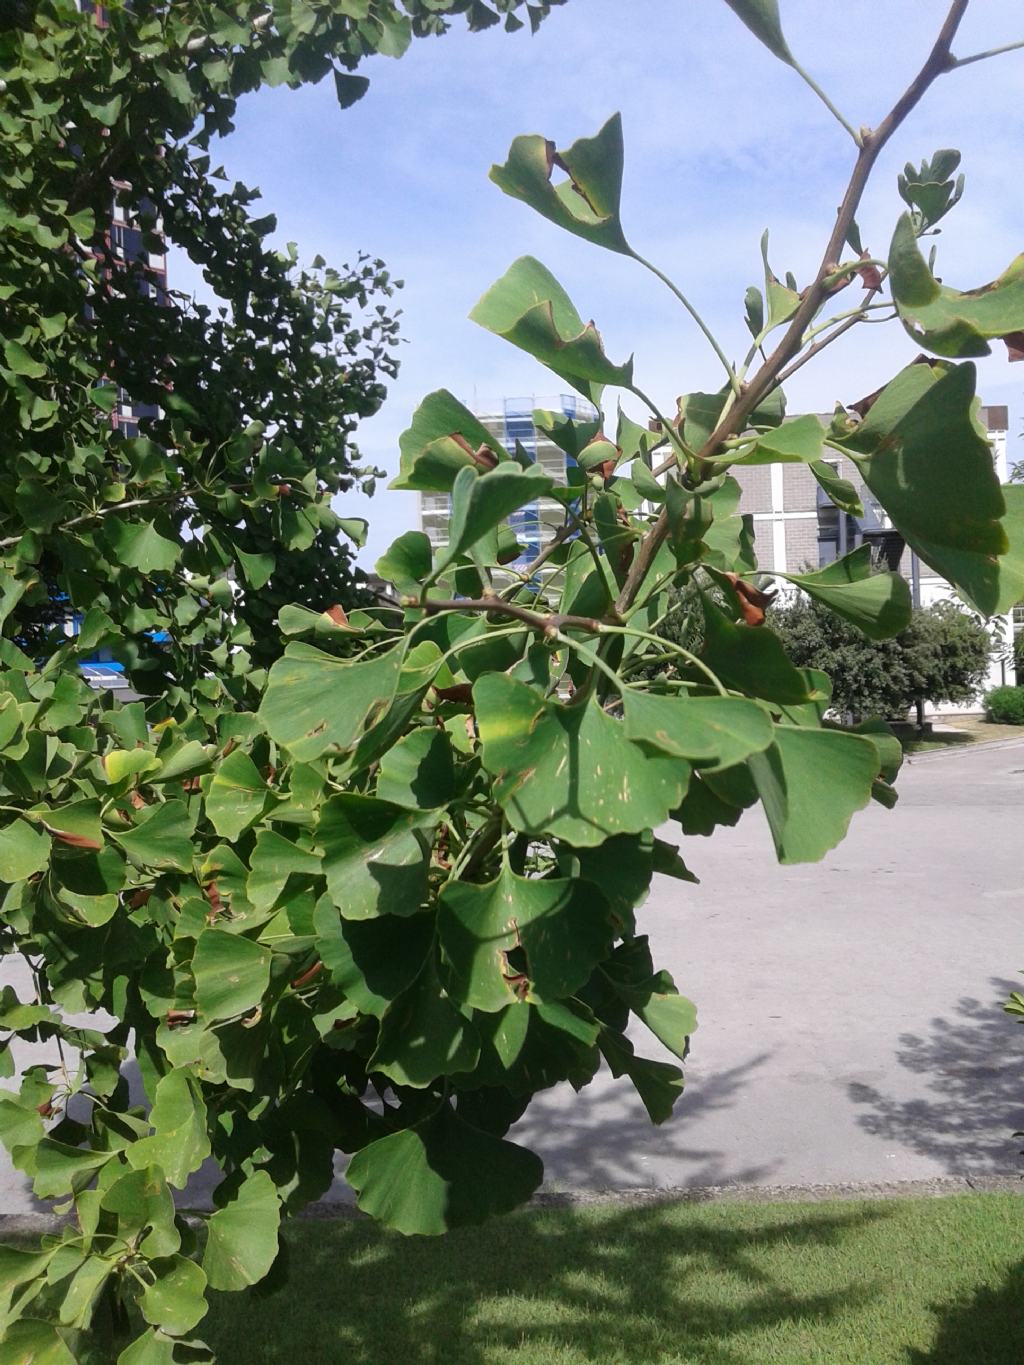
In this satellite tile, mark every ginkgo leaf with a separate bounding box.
[490,114,631,254]
[474,675,689,847]
[470,256,632,405]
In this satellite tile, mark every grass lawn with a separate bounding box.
[899,715,1024,754]
[203,1193,1024,1364]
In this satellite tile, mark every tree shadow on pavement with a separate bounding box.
[511,1051,777,1192]
[205,1199,888,1365]
[909,1260,1024,1364]
[847,979,1024,1176]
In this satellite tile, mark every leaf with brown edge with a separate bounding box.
[721,573,775,627]
[44,826,102,852]
[857,254,883,290]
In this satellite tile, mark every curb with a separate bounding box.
[1,1175,1019,1237]
[906,735,1024,762]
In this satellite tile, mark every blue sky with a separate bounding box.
[173,0,1024,568]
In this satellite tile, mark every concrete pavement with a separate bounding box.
[514,738,1024,1192]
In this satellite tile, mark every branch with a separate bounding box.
[614,0,970,616]
[419,597,603,636]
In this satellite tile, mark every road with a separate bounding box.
[1,739,1022,1213]
[513,738,1024,1192]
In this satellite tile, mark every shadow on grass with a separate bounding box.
[848,979,1024,1177]
[204,1201,887,1365]
[901,732,975,754]
[910,1260,1024,1364]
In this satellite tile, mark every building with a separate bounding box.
[731,405,1018,702]
[419,394,599,571]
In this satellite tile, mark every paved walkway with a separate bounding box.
[514,738,1024,1192]
[1,740,1022,1212]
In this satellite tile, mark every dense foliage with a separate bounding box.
[984,685,1024,725]
[770,597,993,721]
[0,0,563,687]
[2,2,1024,1361]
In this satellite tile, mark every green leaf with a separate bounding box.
[59,1253,114,1328]
[376,728,456,809]
[622,692,773,772]
[722,0,795,63]
[776,544,912,639]
[234,546,275,590]
[82,93,123,124]
[105,520,180,573]
[888,213,1024,358]
[439,863,614,1011]
[348,1104,543,1235]
[203,1170,280,1291]
[117,1328,184,1365]
[369,956,479,1087]
[205,749,271,840]
[731,414,825,465]
[0,817,51,882]
[314,903,433,1017]
[3,339,46,379]
[992,483,1024,614]
[192,928,272,1021]
[334,71,370,108]
[101,1167,179,1260]
[837,362,1008,613]
[599,1030,685,1124]
[90,382,119,413]
[247,830,322,910]
[474,676,689,847]
[127,1071,211,1190]
[391,390,507,493]
[470,256,632,405]
[140,1254,208,1338]
[602,939,697,1060]
[0,1321,76,1365]
[810,459,863,517]
[749,725,880,864]
[22,1139,112,1199]
[434,463,553,573]
[375,530,434,593]
[113,801,194,873]
[699,598,815,705]
[318,794,434,920]
[260,643,406,762]
[490,114,630,254]
[103,749,162,786]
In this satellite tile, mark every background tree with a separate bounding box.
[0,0,562,697]
[769,597,993,721]
[2,3,1024,1362]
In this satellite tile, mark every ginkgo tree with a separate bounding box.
[2,0,1024,1361]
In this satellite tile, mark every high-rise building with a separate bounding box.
[419,394,599,572]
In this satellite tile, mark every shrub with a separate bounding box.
[770,596,992,721]
[984,686,1024,725]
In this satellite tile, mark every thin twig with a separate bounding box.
[419,597,604,636]
[952,37,1024,67]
